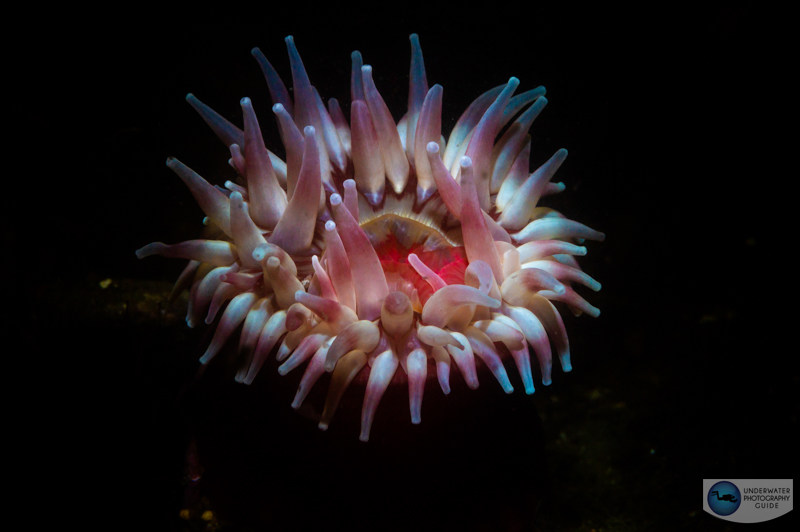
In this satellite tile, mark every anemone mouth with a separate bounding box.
[360,201,463,251]
[136,33,605,441]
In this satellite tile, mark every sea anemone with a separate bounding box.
[136,34,604,441]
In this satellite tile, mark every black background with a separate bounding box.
[20,5,793,531]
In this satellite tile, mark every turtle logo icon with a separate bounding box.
[708,481,742,516]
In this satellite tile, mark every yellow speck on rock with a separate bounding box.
[202,510,214,521]
[179,509,190,520]
[99,278,112,289]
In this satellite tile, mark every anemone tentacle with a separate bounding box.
[137,34,603,441]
